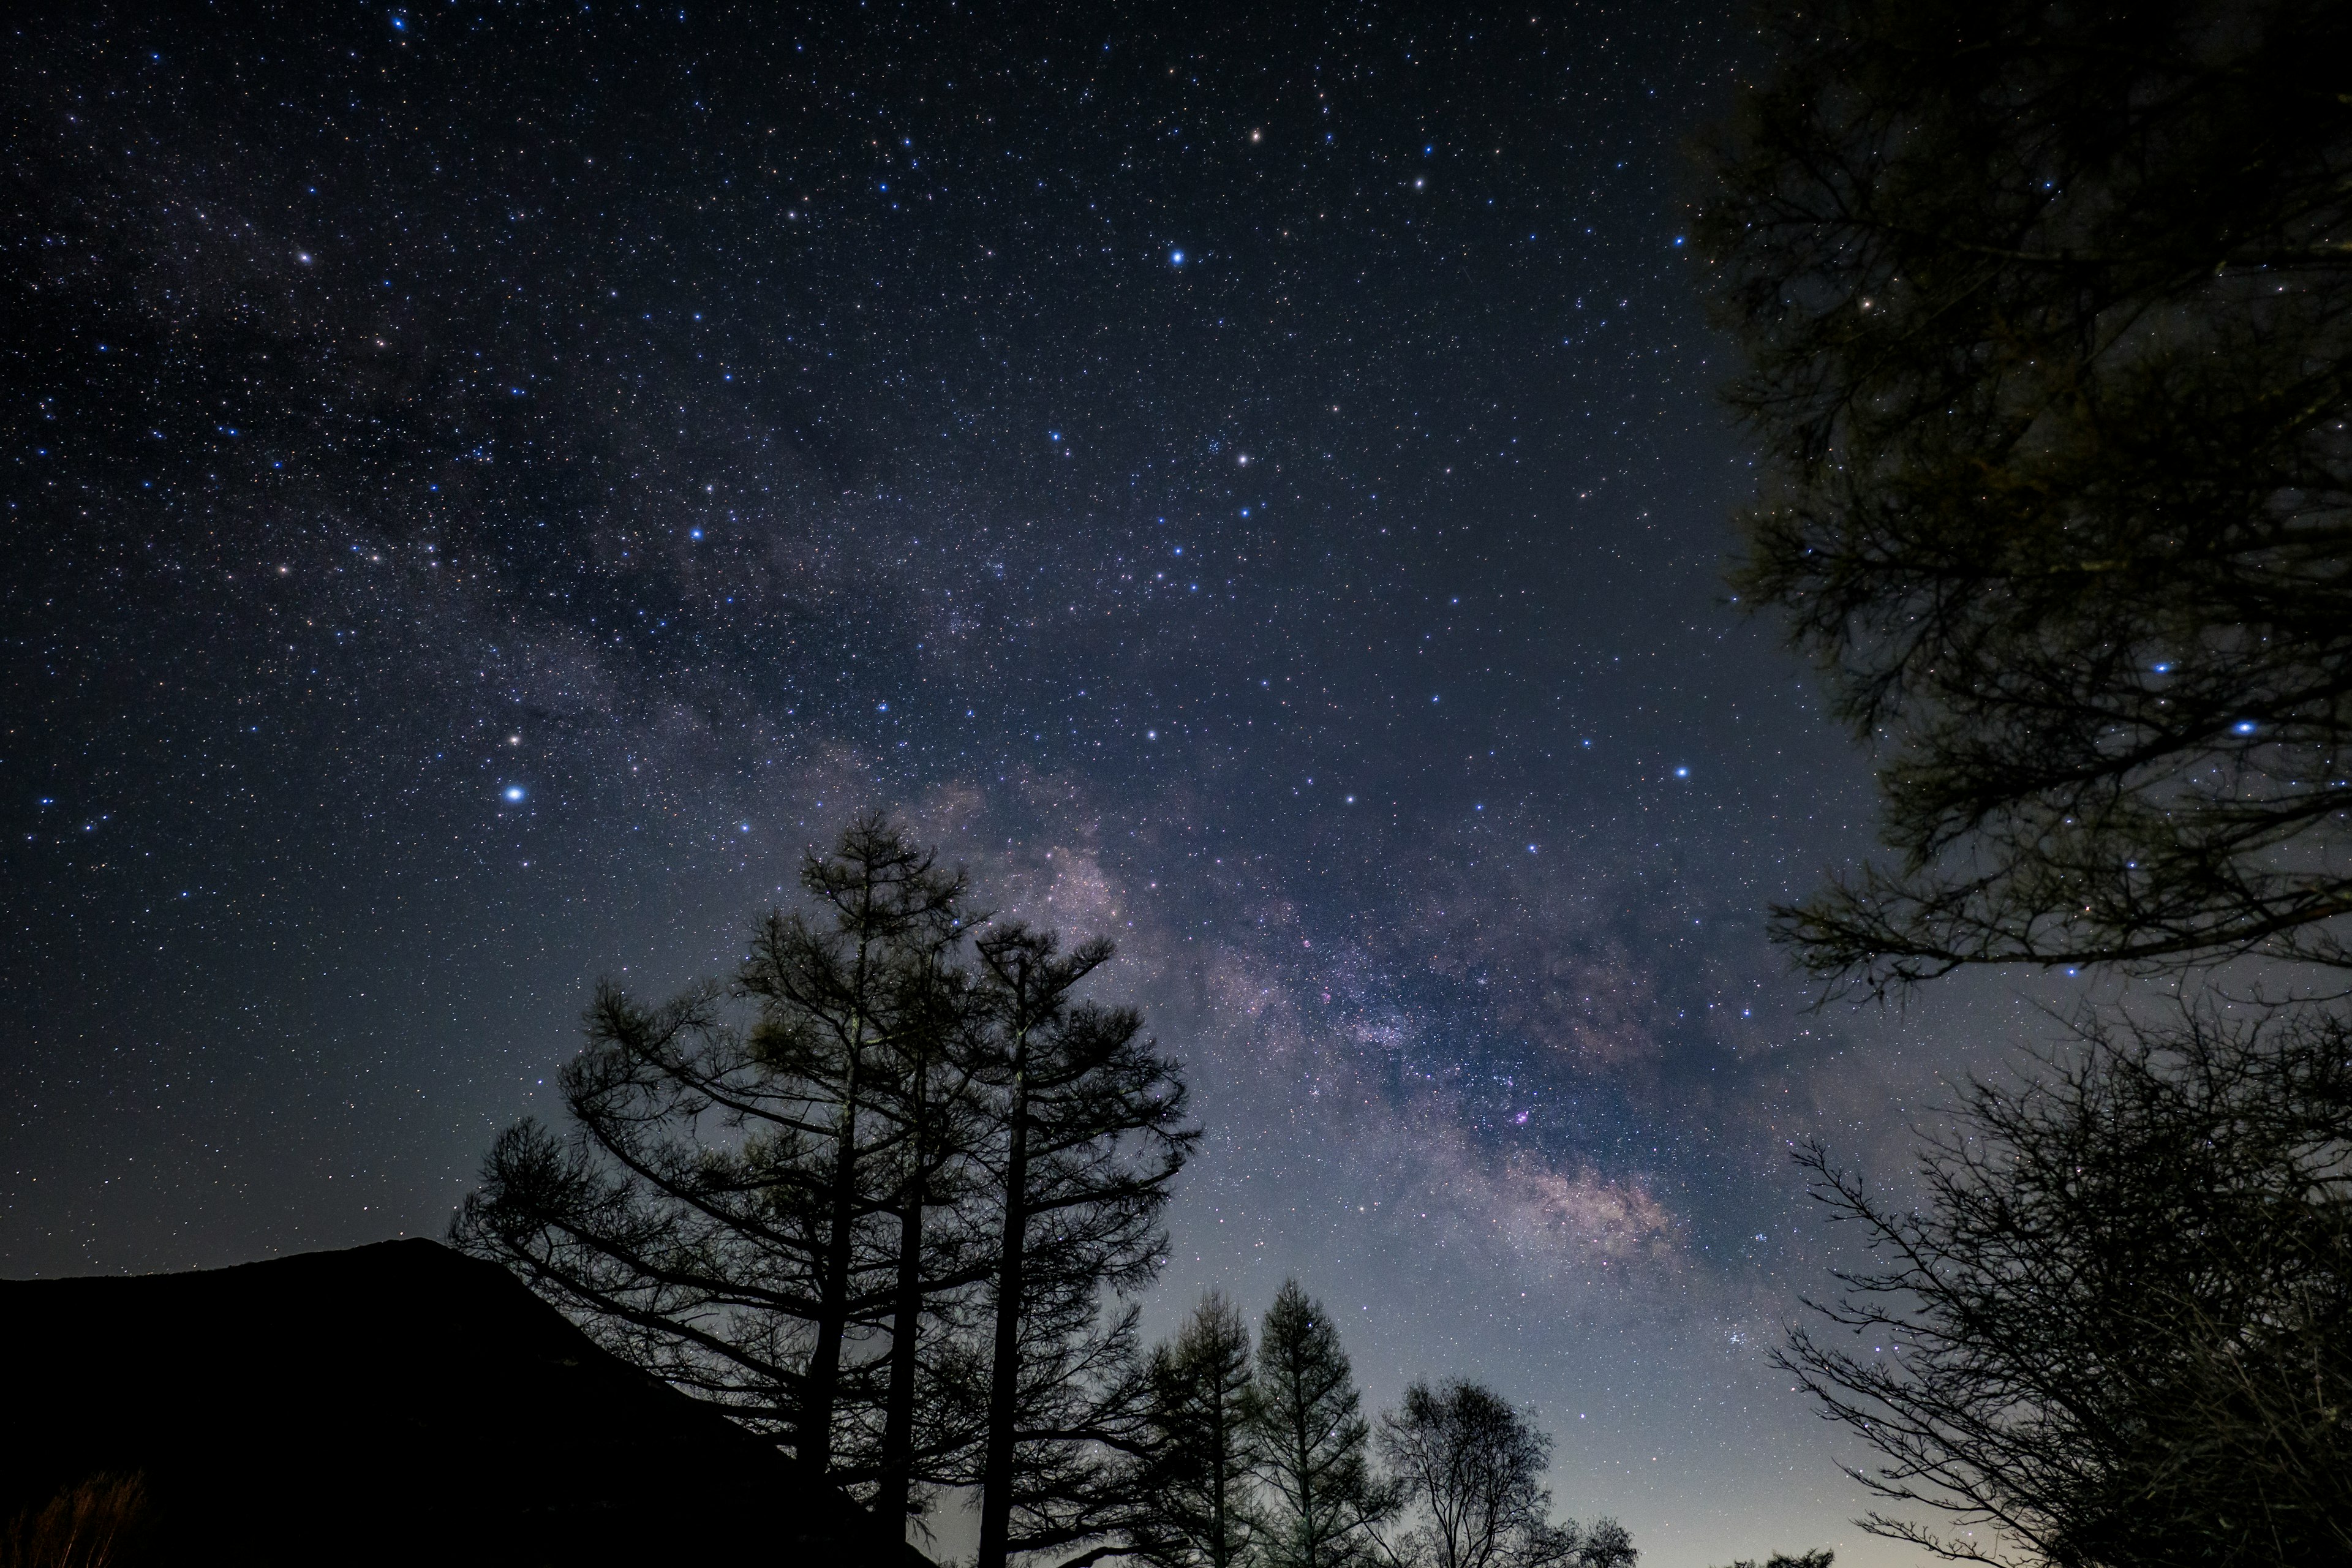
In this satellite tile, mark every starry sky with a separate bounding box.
[4,5,2042,1564]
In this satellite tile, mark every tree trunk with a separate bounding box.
[975,1040,1030,1568]
[876,1058,929,1528]
[804,1008,865,1479]
[1293,1376,1316,1568]
[1210,1395,1230,1568]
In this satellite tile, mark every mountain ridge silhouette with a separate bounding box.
[1,1237,930,1566]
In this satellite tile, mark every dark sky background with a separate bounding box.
[4,5,2057,1563]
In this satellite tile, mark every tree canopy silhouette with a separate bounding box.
[1696,0,2352,995]
[1373,1379,1634,1568]
[1783,1006,2352,1565]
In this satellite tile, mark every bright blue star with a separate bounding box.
[504,786,526,802]
[1169,250,1185,265]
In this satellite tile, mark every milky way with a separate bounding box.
[4,6,2018,1562]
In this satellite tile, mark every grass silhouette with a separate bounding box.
[0,1474,149,1568]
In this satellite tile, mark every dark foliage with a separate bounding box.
[1696,0,2352,993]
[1783,1007,2352,1565]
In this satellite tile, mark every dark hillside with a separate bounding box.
[0,1238,928,1566]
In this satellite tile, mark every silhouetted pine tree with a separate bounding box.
[451,818,985,1498]
[1132,1291,1262,1568]
[734,821,972,1479]
[1248,1281,1395,1568]
[456,823,1205,1548]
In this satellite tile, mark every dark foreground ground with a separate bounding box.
[0,1238,927,1566]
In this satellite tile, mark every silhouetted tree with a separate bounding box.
[1567,1522,1635,1568]
[966,924,1199,1568]
[1132,1291,1262,1568]
[735,822,973,1480]
[1713,1555,1831,1568]
[1248,1281,1396,1568]
[1371,1381,1630,1568]
[1783,1006,2352,1566]
[458,821,1199,1551]
[1695,0,2352,995]
[452,818,986,1502]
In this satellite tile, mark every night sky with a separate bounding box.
[5,6,2040,1563]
